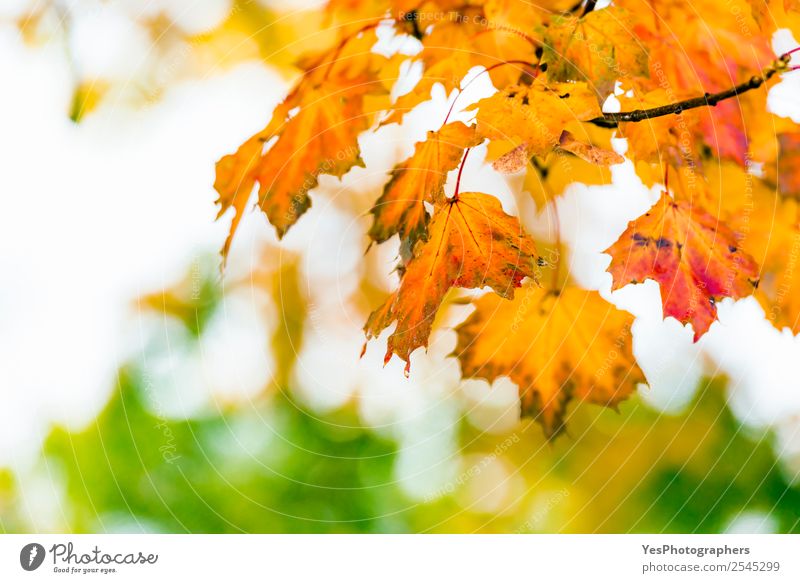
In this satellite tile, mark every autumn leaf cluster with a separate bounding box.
[214,0,800,435]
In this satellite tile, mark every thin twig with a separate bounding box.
[589,54,793,128]
[582,0,598,16]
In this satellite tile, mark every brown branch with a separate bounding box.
[589,55,792,128]
[582,0,598,16]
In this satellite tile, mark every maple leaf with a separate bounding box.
[606,0,777,167]
[522,152,616,209]
[614,89,698,165]
[490,130,622,174]
[322,0,438,37]
[543,6,650,99]
[713,163,800,333]
[756,215,800,333]
[296,25,395,89]
[385,5,539,124]
[214,23,394,259]
[256,79,383,237]
[605,192,759,340]
[214,77,384,254]
[767,133,800,199]
[618,0,772,95]
[214,133,268,262]
[746,0,800,34]
[369,121,482,244]
[697,99,749,166]
[617,83,769,167]
[365,191,538,368]
[323,0,392,25]
[558,130,624,166]
[471,0,543,88]
[471,78,602,160]
[385,10,483,124]
[515,123,620,207]
[456,284,642,436]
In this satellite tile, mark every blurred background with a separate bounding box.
[1,0,800,534]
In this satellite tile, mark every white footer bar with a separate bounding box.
[0,534,797,582]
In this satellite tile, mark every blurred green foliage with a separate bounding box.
[45,369,410,533]
[17,375,796,534]
[2,258,797,534]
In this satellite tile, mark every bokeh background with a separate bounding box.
[1,0,800,533]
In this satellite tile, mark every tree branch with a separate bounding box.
[588,55,792,128]
[582,0,598,16]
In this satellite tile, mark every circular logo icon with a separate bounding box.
[20,543,46,571]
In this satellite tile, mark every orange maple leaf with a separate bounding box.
[605,192,759,340]
[456,284,642,435]
[214,77,384,256]
[620,0,772,95]
[369,121,482,244]
[365,191,538,368]
[214,133,268,262]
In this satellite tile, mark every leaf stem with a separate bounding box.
[453,147,472,200]
[442,60,539,125]
[589,54,793,128]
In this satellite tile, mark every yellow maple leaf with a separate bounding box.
[385,5,539,124]
[455,284,642,436]
[470,79,602,159]
[543,6,650,99]
[714,163,800,333]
